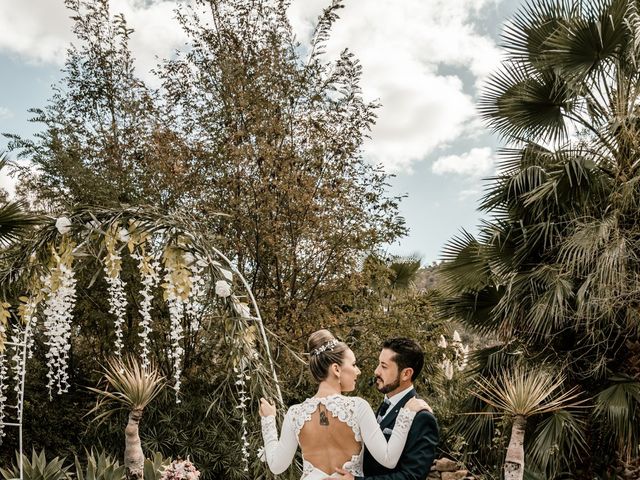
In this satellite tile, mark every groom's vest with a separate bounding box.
[362,388,439,480]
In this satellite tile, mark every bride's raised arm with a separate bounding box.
[355,397,424,469]
[260,398,298,474]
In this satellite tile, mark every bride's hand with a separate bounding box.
[405,397,433,413]
[259,397,276,417]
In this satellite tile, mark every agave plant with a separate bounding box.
[472,367,588,480]
[75,449,126,480]
[0,449,72,480]
[142,452,171,480]
[87,357,165,480]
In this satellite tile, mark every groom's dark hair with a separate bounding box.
[383,337,424,381]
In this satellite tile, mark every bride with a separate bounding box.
[259,329,430,479]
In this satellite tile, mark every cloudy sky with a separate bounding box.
[0,0,522,263]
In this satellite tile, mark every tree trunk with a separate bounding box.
[504,415,526,480]
[124,408,144,480]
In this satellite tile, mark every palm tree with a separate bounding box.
[439,0,640,473]
[472,367,587,480]
[88,356,165,480]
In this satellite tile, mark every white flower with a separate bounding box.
[437,335,448,349]
[442,359,454,380]
[220,268,233,282]
[234,301,251,318]
[117,228,130,243]
[215,280,231,298]
[452,330,461,343]
[55,217,72,235]
[183,252,195,265]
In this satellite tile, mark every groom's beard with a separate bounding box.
[375,373,401,394]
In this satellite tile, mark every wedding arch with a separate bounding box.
[0,205,283,479]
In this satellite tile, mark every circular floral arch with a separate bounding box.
[0,205,283,475]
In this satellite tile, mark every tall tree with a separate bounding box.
[5,0,188,208]
[6,0,406,330]
[159,0,406,330]
[440,0,640,475]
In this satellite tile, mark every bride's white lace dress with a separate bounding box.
[261,394,415,479]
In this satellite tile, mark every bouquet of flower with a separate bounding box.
[160,459,200,480]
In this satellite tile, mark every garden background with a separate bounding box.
[1,1,639,479]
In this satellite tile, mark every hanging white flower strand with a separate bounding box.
[162,245,193,402]
[42,237,77,398]
[9,329,26,417]
[234,362,251,472]
[18,291,41,360]
[103,224,128,357]
[185,252,207,333]
[0,350,7,443]
[0,301,9,352]
[128,223,160,370]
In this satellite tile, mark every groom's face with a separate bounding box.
[374,348,402,395]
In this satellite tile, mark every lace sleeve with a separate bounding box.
[260,407,299,474]
[355,397,416,469]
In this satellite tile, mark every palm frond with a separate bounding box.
[0,201,42,247]
[527,409,588,476]
[440,230,493,292]
[479,61,574,143]
[545,0,628,81]
[501,0,573,66]
[389,255,422,290]
[594,377,640,457]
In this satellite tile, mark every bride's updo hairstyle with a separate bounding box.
[308,329,348,383]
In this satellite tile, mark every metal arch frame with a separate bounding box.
[1,318,32,480]
[205,246,284,405]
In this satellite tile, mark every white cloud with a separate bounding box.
[0,0,72,64]
[0,0,503,173]
[432,147,495,177]
[0,170,16,198]
[459,188,481,200]
[0,0,187,79]
[0,107,13,120]
[109,0,189,80]
[288,0,503,172]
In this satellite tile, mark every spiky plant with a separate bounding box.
[0,449,72,480]
[472,367,588,480]
[74,448,126,480]
[87,357,165,480]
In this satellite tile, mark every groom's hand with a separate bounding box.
[330,468,355,479]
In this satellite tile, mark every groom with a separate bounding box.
[333,337,439,480]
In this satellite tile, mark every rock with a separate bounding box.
[435,458,458,472]
[427,473,441,480]
[441,471,469,480]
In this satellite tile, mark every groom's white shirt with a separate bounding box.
[381,385,414,421]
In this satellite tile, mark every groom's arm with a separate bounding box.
[357,411,439,480]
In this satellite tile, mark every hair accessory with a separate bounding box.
[311,339,339,356]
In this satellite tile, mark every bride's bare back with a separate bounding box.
[298,407,361,475]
